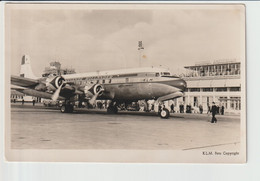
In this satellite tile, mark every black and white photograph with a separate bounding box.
[5,3,246,162]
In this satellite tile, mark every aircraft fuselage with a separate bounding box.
[63,67,186,102]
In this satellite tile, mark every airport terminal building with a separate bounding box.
[175,60,241,113]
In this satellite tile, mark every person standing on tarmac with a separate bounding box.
[221,105,225,115]
[158,103,162,115]
[171,103,174,113]
[211,102,217,123]
[199,104,203,114]
[207,104,211,114]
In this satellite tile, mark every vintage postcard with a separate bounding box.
[4,3,246,162]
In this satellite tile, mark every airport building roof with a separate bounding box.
[184,59,240,68]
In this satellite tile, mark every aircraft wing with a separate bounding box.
[11,75,39,88]
[11,75,85,101]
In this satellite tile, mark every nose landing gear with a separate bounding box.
[159,108,170,119]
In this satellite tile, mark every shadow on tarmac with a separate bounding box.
[11,104,239,121]
[11,104,186,119]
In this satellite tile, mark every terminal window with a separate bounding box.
[230,87,241,92]
[216,88,227,92]
[202,88,213,92]
[190,88,200,92]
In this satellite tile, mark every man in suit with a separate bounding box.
[211,102,217,123]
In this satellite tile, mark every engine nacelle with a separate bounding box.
[46,76,66,91]
[84,84,104,98]
[93,84,104,95]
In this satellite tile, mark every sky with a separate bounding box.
[6,4,245,77]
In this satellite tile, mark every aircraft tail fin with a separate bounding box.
[19,55,37,79]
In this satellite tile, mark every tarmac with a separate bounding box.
[10,103,241,150]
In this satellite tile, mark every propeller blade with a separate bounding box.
[51,83,63,101]
[89,93,99,105]
[88,89,104,105]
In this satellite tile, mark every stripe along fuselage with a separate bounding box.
[63,67,187,102]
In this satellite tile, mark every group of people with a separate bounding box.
[176,103,225,115]
[177,104,199,114]
[175,102,225,124]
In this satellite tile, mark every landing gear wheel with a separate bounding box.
[113,106,118,114]
[60,104,74,113]
[67,105,74,113]
[160,108,170,119]
[107,105,118,114]
[60,105,67,113]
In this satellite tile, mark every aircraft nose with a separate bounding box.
[172,78,187,92]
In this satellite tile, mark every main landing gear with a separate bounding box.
[60,101,74,113]
[107,102,118,114]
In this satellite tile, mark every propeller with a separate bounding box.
[51,83,64,101]
[88,88,104,105]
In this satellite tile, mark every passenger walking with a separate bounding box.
[32,99,36,106]
[22,99,24,105]
[211,102,217,123]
